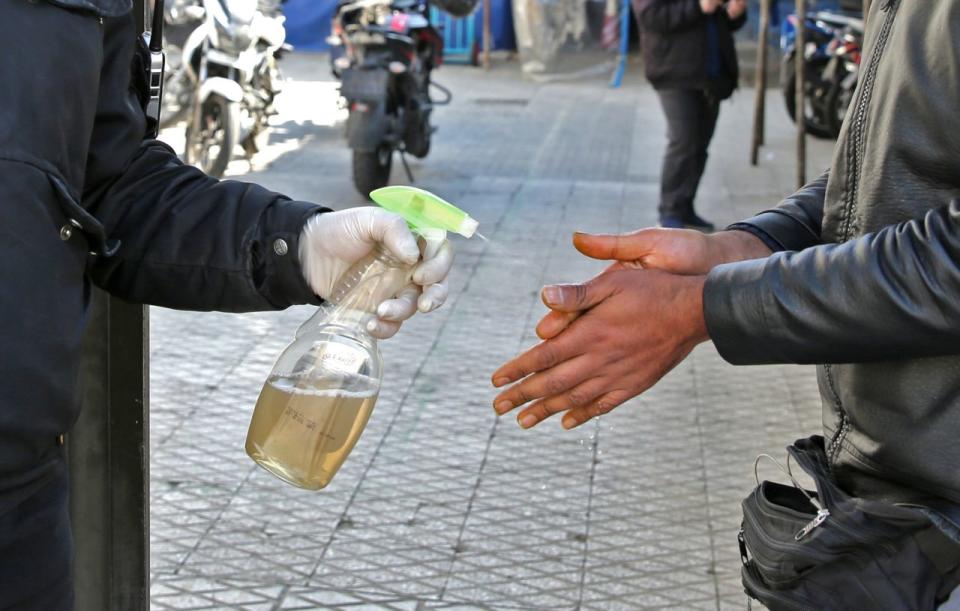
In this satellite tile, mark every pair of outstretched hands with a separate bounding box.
[491,228,772,430]
[299,208,773,431]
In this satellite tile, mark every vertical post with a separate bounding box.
[69,4,151,608]
[70,294,150,611]
[750,0,770,165]
[482,0,491,70]
[610,0,631,88]
[795,0,807,188]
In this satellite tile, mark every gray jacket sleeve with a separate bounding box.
[704,200,960,365]
[727,171,829,253]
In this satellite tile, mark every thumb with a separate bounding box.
[367,209,420,265]
[573,228,661,262]
[541,276,612,313]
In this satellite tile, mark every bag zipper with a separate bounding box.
[795,508,831,541]
[743,506,826,560]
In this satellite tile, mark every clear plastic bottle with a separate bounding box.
[246,186,478,490]
[245,247,413,490]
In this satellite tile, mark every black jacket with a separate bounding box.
[635,0,746,95]
[704,0,960,507]
[0,1,327,512]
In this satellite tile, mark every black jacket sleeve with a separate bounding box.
[82,15,328,312]
[704,200,960,365]
[636,0,704,33]
[727,170,829,253]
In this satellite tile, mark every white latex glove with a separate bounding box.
[299,208,454,339]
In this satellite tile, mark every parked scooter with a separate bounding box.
[780,10,862,139]
[176,0,289,178]
[328,0,449,197]
[823,23,863,136]
[160,0,205,129]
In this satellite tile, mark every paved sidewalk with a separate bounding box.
[150,55,834,610]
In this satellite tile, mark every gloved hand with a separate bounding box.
[299,208,454,339]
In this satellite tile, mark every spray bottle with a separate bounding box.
[245,187,478,490]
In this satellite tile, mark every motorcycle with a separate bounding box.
[823,24,863,136]
[177,0,289,178]
[160,0,205,130]
[328,0,449,197]
[780,10,862,139]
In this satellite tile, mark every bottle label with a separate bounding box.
[318,342,366,375]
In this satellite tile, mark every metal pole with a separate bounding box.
[610,0,630,88]
[795,0,807,188]
[482,0,491,70]
[69,5,151,608]
[751,0,771,165]
[70,294,149,611]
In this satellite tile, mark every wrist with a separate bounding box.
[708,229,774,266]
[677,275,709,345]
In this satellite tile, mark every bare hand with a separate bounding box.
[700,0,723,14]
[726,0,747,20]
[535,228,772,340]
[491,268,710,430]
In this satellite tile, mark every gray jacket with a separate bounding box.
[703,0,960,506]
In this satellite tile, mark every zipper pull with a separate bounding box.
[795,508,830,541]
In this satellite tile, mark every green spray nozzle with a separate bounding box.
[370,186,479,239]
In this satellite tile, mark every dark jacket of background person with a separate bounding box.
[0,1,326,528]
[635,0,746,98]
[703,0,960,509]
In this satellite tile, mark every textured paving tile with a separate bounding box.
[150,53,833,609]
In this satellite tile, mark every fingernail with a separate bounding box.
[492,377,510,388]
[494,400,512,414]
[519,413,536,428]
[542,286,561,306]
[562,417,576,430]
[366,320,378,333]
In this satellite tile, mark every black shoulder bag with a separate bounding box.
[739,436,960,610]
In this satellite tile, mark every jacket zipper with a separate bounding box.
[829,0,898,461]
[840,0,899,241]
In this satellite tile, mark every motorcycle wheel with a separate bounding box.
[184,93,240,179]
[781,55,836,140]
[825,76,856,137]
[159,68,192,129]
[352,146,393,198]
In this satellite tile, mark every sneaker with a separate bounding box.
[683,212,715,232]
[658,216,686,229]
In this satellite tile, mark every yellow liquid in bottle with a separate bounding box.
[245,376,378,490]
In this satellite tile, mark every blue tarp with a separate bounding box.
[283,0,336,51]
[283,0,515,52]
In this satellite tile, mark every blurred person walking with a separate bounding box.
[636,0,747,230]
